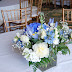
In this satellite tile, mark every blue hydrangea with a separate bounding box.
[44,30,55,44]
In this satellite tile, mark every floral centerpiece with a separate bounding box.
[12,13,72,72]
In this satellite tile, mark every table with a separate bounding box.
[0,30,72,72]
[0,0,19,21]
[0,0,37,21]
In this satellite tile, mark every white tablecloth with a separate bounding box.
[0,0,29,20]
[52,0,70,6]
[0,30,72,72]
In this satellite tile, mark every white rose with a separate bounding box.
[16,32,20,38]
[32,42,49,58]
[20,35,29,43]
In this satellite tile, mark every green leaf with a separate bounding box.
[45,63,48,68]
[29,61,33,66]
[31,38,39,44]
[26,42,31,48]
[57,43,70,55]
[61,36,66,41]
[36,40,43,44]
[57,26,62,29]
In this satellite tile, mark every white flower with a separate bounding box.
[22,48,41,62]
[22,48,32,61]
[41,29,46,39]
[53,38,59,45]
[16,32,20,38]
[54,34,59,38]
[50,27,54,31]
[30,52,41,62]
[54,28,58,35]
[62,24,69,30]
[71,32,72,38]
[37,25,42,30]
[32,42,49,58]
[50,23,55,27]
[20,35,29,43]
[46,28,49,31]
[44,23,46,25]
[53,28,59,45]
[13,37,18,43]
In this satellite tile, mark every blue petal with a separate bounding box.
[55,21,58,27]
[51,18,54,23]
[32,34,38,39]
[44,39,48,43]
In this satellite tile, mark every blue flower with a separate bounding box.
[60,30,63,35]
[28,23,41,33]
[48,18,54,26]
[44,38,54,44]
[26,25,33,36]
[48,18,58,27]
[51,18,54,23]
[44,30,55,44]
[16,39,24,48]
[32,34,38,39]
[43,24,48,30]
[26,23,41,39]
[55,21,58,27]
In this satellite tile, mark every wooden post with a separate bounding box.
[62,8,64,23]
[62,0,64,8]
[54,0,56,8]
[60,0,61,6]
[70,0,72,8]
[20,0,21,19]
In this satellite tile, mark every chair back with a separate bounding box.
[62,0,70,7]
[37,0,43,15]
[62,8,72,28]
[20,0,32,19]
[1,8,27,32]
[20,0,32,8]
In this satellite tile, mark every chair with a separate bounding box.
[62,0,70,7]
[0,20,5,33]
[1,8,27,32]
[42,0,50,6]
[20,0,32,23]
[62,8,72,28]
[20,0,43,22]
[31,0,43,22]
[53,0,61,8]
